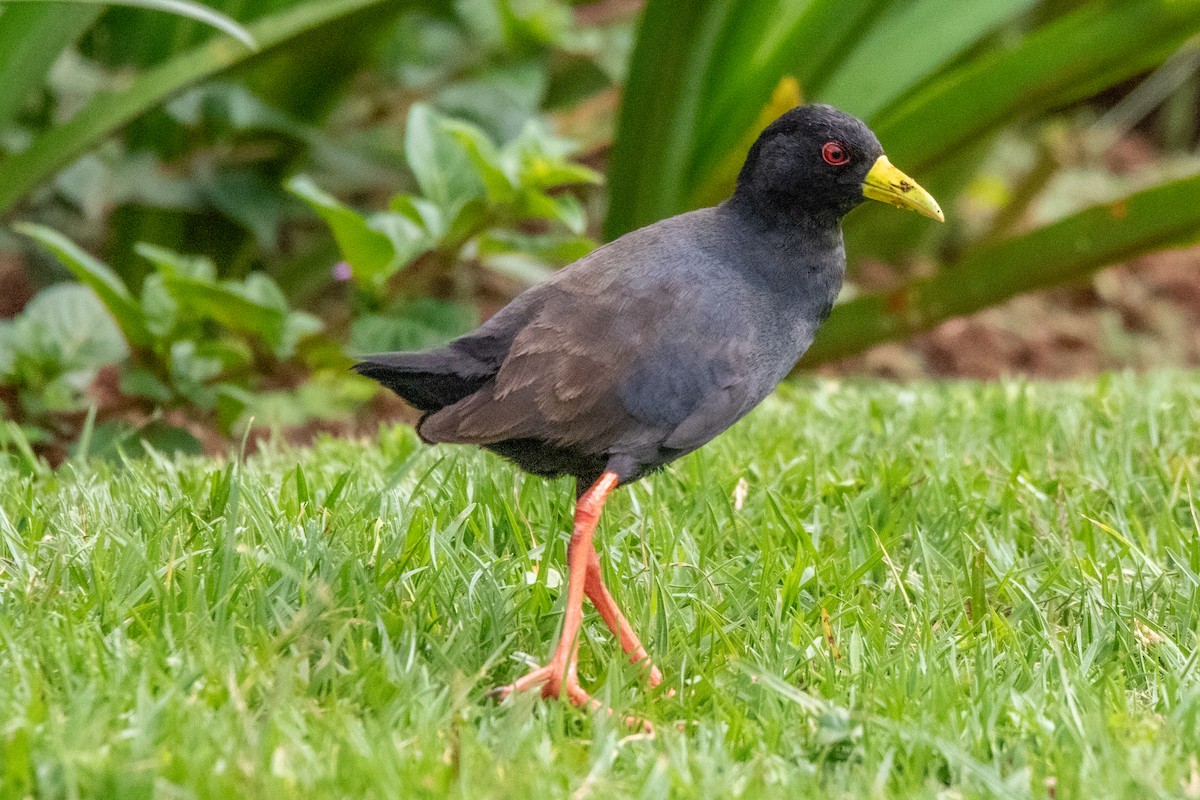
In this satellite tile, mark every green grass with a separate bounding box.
[2,372,1200,799]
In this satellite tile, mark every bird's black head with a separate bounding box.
[731,104,942,225]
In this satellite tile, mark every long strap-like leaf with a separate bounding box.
[0,0,399,216]
[803,174,1200,364]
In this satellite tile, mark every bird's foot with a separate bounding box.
[491,660,597,706]
[490,661,653,732]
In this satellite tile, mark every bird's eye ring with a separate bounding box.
[822,141,850,166]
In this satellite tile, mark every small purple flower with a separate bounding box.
[332,261,353,282]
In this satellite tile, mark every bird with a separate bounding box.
[355,104,943,709]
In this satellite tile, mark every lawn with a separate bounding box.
[1,372,1199,799]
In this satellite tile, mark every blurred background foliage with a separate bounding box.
[2,0,1200,462]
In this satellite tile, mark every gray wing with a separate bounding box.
[419,213,770,460]
[418,267,673,452]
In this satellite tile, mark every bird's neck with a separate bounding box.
[716,197,847,321]
[718,197,845,274]
[725,184,848,229]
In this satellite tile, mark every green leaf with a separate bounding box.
[287,175,399,286]
[15,223,152,349]
[1,0,257,49]
[518,191,586,234]
[0,3,101,132]
[442,198,490,250]
[119,366,174,403]
[478,251,554,285]
[168,339,222,409]
[145,420,205,457]
[506,121,602,189]
[159,274,288,351]
[819,0,1041,120]
[604,1,731,239]
[402,103,444,201]
[0,321,15,376]
[478,230,596,266]
[388,195,446,240]
[238,273,290,315]
[0,0,399,214]
[14,283,128,372]
[874,0,1200,173]
[443,120,516,203]
[350,300,478,353]
[403,103,485,213]
[280,312,324,360]
[135,242,217,280]
[78,419,204,461]
[804,172,1200,364]
[435,60,549,141]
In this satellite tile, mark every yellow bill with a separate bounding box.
[862,155,944,222]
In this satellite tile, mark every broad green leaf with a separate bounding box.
[83,418,205,459]
[403,103,483,212]
[15,223,152,348]
[287,175,398,285]
[135,241,217,280]
[519,191,586,234]
[159,274,287,351]
[435,60,548,141]
[280,312,324,360]
[137,420,205,457]
[478,251,554,285]
[238,273,289,314]
[119,367,173,403]
[193,338,251,372]
[0,0,397,214]
[168,339,221,409]
[389,195,447,239]
[443,120,515,203]
[518,159,601,191]
[442,198,490,250]
[350,300,478,353]
[14,283,128,371]
[166,82,379,179]
[805,171,1200,364]
[479,230,595,265]
[138,273,179,339]
[372,212,436,273]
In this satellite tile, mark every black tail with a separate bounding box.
[354,348,497,412]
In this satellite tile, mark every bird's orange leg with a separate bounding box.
[582,551,664,688]
[495,471,619,706]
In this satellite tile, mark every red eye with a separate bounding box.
[822,141,850,166]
